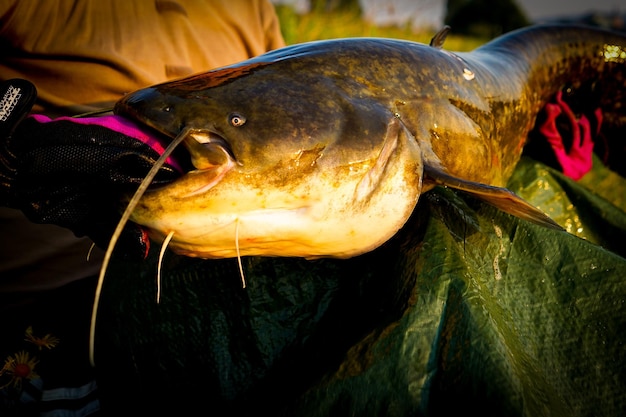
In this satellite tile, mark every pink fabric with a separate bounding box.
[31,114,182,171]
[539,91,601,181]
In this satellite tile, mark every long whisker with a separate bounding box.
[72,108,114,118]
[235,218,246,289]
[157,230,175,303]
[86,242,96,262]
[89,126,192,367]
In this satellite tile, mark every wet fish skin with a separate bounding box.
[114,24,626,259]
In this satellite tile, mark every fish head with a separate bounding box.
[114,59,424,259]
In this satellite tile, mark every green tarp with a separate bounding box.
[95,156,626,416]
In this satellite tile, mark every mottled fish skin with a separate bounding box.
[114,24,626,259]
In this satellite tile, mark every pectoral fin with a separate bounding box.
[425,166,564,231]
[354,117,401,202]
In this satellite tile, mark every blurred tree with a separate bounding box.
[445,0,530,38]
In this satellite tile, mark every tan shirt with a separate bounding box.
[0,0,285,291]
[0,0,285,115]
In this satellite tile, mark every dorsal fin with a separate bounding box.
[424,165,564,231]
[429,25,451,49]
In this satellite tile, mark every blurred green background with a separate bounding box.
[274,0,624,49]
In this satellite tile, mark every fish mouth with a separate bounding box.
[133,125,239,198]
[176,130,240,196]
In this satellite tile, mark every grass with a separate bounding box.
[275,5,488,51]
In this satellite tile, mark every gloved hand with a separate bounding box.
[538,90,602,181]
[0,79,181,258]
[525,87,603,181]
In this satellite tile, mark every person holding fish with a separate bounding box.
[0,0,284,414]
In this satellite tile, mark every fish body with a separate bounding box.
[114,24,626,259]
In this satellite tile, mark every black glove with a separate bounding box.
[0,79,180,258]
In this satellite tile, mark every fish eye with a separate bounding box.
[229,112,246,127]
